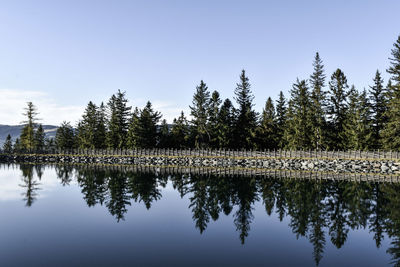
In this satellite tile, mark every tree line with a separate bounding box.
[4,35,400,152]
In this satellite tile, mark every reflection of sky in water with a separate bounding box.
[0,165,393,266]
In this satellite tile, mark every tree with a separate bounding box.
[13,138,21,151]
[107,90,131,148]
[217,99,235,148]
[382,36,400,150]
[55,121,76,149]
[171,111,190,148]
[190,80,210,148]
[284,79,313,149]
[137,101,162,148]
[310,52,328,149]
[368,70,386,148]
[275,91,287,148]
[343,87,372,150]
[3,134,13,153]
[256,97,277,149]
[95,102,107,148]
[158,119,171,148]
[327,69,349,149]
[233,70,258,149]
[208,90,222,148]
[20,102,39,151]
[76,101,99,148]
[34,124,45,151]
[126,107,141,148]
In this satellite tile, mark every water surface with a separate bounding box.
[0,164,398,266]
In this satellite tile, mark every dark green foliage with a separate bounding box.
[233,70,258,149]
[310,52,328,149]
[327,69,349,149]
[137,102,162,148]
[369,70,387,148]
[77,101,105,149]
[34,124,45,150]
[190,80,210,148]
[13,138,21,151]
[388,35,400,85]
[171,111,190,148]
[158,119,171,148]
[275,91,287,148]
[3,134,13,152]
[217,99,235,148]
[107,90,131,149]
[284,79,313,149]
[55,121,76,149]
[256,97,277,149]
[20,102,39,151]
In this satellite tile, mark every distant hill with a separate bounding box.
[0,124,58,145]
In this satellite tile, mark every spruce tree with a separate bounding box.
[158,119,171,148]
[369,70,386,148]
[208,90,222,148]
[275,91,287,148]
[20,102,39,151]
[171,111,190,148]
[137,101,162,148]
[3,134,13,153]
[190,80,210,148]
[76,101,99,148]
[327,69,349,149]
[55,121,76,149]
[217,99,235,148]
[382,36,400,150]
[95,102,107,148]
[34,124,45,151]
[256,97,277,149]
[284,79,313,149]
[126,107,141,148]
[13,138,21,152]
[310,52,327,149]
[233,70,258,149]
[107,90,132,148]
[343,87,372,150]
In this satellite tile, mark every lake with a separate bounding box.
[0,163,398,266]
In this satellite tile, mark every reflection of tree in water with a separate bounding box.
[19,164,41,207]
[55,165,74,186]
[128,172,163,210]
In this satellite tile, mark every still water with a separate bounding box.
[0,164,398,266]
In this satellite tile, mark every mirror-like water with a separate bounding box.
[0,164,398,266]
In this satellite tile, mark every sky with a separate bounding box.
[0,0,399,125]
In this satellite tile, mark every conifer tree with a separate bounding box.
[95,102,107,148]
[208,90,222,148]
[126,107,141,148]
[158,119,171,148]
[284,79,313,149]
[137,101,162,148]
[20,102,39,151]
[77,101,99,148]
[368,71,386,148]
[190,80,210,148]
[275,91,287,148]
[382,36,400,150]
[217,99,235,148]
[13,138,21,151]
[55,121,76,149]
[3,134,13,153]
[310,52,327,149]
[233,70,258,149]
[327,69,349,149]
[256,97,277,149]
[107,90,131,148]
[343,87,372,150]
[171,111,190,148]
[34,124,45,151]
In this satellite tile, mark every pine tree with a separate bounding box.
[55,121,76,149]
[76,101,99,148]
[107,90,132,148]
[382,36,400,150]
[256,97,277,149]
[34,124,45,151]
[208,90,222,148]
[369,70,386,148]
[233,70,258,149]
[284,79,313,149]
[217,99,235,148]
[310,52,327,149]
[343,87,372,150]
[3,134,13,153]
[171,111,190,148]
[327,69,349,149]
[137,101,162,148]
[95,102,107,148]
[275,91,287,148]
[126,107,141,148]
[13,138,21,152]
[20,102,39,151]
[190,80,211,148]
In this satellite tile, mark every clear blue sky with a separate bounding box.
[0,0,399,125]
